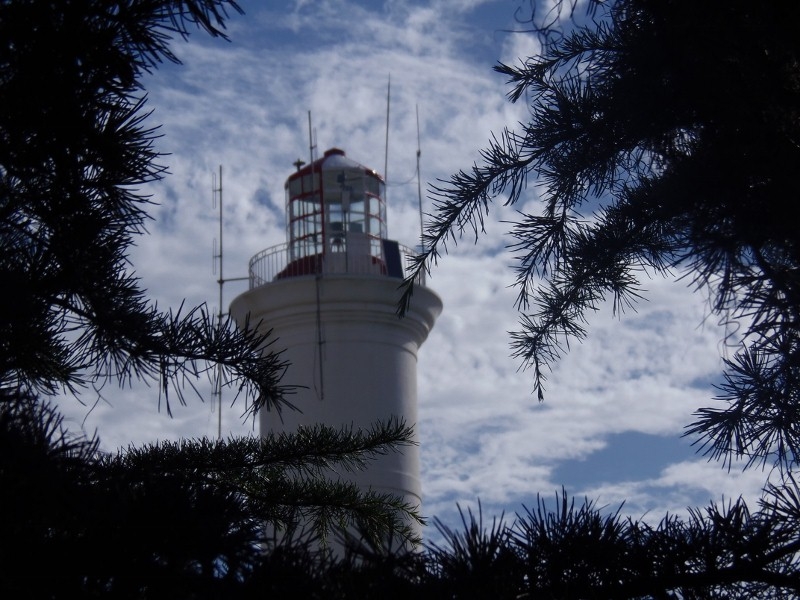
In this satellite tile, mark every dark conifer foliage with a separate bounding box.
[6,0,800,596]
[0,397,420,597]
[222,489,800,598]
[401,0,800,471]
[0,0,292,414]
[391,0,800,596]
[0,1,420,595]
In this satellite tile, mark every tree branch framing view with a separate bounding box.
[3,0,800,596]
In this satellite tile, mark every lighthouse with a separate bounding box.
[229,147,442,542]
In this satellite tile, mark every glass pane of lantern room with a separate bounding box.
[287,178,302,199]
[289,193,323,259]
[369,216,383,238]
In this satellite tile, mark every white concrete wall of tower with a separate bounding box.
[229,273,442,548]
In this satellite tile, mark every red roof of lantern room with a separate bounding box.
[285,147,385,186]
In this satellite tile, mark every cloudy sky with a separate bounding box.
[58,0,770,538]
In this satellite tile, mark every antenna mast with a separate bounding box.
[309,111,325,401]
[384,75,390,194]
[211,166,249,439]
[416,104,424,252]
[212,165,224,439]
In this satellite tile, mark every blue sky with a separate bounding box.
[58,0,770,538]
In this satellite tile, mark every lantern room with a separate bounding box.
[246,148,423,286]
[283,148,387,276]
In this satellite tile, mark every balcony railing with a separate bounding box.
[247,239,426,289]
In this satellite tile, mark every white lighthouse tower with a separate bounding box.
[229,147,442,542]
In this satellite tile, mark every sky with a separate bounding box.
[57,0,771,539]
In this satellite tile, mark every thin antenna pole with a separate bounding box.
[210,167,249,436]
[416,104,424,251]
[215,165,223,440]
[308,110,315,166]
[309,110,325,401]
[384,75,391,191]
